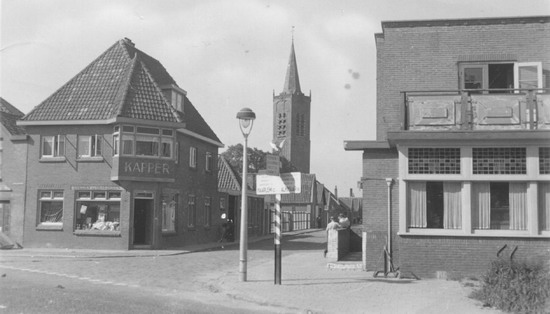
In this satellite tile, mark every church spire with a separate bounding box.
[283,36,302,94]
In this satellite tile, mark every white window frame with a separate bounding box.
[514,62,543,91]
[78,135,103,158]
[189,147,197,168]
[116,125,174,159]
[74,190,121,233]
[161,193,177,233]
[41,135,65,158]
[204,197,211,227]
[38,190,64,228]
[188,195,196,228]
[399,145,549,238]
[459,61,543,93]
[205,152,213,172]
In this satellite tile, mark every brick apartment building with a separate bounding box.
[345,16,550,278]
[17,38,223,250]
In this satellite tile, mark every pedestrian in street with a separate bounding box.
[324,216,340,257]
[338,213,351,229]
[316,215,322,228]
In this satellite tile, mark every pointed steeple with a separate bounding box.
[282,40,302,94]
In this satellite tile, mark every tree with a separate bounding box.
[221,144,298,175]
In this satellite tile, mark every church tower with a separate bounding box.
[273,40,311,173]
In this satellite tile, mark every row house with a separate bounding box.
[0,98,28,246]
[345,16,550,278]
[17,38,223,249]
[217,156,270,240]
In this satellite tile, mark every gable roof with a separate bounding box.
[218,156,242,193]
[0,98,26,136]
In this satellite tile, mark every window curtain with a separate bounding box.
[540,182,550,231]
[409,182,427,228]
[509,182,527,230]
[473,182,491,229]
[443,182,462,229]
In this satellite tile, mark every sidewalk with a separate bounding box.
[0,229,316,259]
[213,247,500,314]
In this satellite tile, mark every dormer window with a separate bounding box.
[172,90,183,112]
[161,85,187,113]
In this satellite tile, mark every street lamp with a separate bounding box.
[236,107,256,282]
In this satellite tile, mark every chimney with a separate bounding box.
[350,188,354,197]
[334,186,338,198]
[123,37,135,47]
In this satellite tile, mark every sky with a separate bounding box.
[1,0,549,196]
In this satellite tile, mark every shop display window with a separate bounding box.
[75,190,121,233]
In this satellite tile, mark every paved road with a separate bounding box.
[0,230,499,313]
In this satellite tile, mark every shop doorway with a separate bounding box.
[133,198,153,246]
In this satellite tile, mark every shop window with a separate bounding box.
[38,190,64,228]
[78,135,102,158]
[189,147,197,168]
[162,192,177,233]
[75,190,121,232]
[205,152,213,172]
[472,147,526,175]
[408,148,461,174]
[408,181,462,229]
[459,62,542,93]
[41,135,65,158]
[472,182,527,230]
[188,195,196,228]
[204,197,211,227]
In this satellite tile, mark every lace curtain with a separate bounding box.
[409,182,427,228]
[509,182,527,230]
[443,182,462,229]
[472,182,491,229]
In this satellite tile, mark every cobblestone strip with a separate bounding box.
[0,264,140,288]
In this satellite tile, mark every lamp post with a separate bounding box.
[236,107,256,282]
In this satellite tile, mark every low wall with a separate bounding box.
[326,229,350,262]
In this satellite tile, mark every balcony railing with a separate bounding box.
[401,89,550,131]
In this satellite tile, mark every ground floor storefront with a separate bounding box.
[22,180,223,250]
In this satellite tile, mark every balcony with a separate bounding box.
[402,89,550,131]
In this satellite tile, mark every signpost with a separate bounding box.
[256,154,301,285]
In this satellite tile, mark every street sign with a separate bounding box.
[256,172,301,195]
[265,154,280,176]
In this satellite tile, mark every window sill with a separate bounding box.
[36,223,63,231]
[74,230,121,237]
[77,156,104,162]
[400,229,550,238]
[39,157,66,163]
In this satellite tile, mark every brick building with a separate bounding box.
[217,156,270,240]
[17,38,223,250]
[345,16,550,278]
[0,98,28,245]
